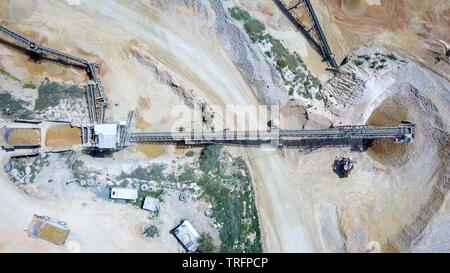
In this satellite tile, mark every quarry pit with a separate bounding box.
[0,0,448,253]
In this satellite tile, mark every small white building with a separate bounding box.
[143,196,160,211]
[94,123,118,149]
[110,187,138,200]
[173,220,201,252]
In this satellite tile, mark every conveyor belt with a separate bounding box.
[276,0,338,68]
[129,124,415,144]
[0,24,109,123]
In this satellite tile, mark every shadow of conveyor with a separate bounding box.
[151,138,375,153]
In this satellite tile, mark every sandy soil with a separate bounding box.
[45,124,81,149]
[0,0,448,253]
[0,0,316,252]
[7,128,40,146]
[313,0,450,79]
[135,143,166,159]
[0,150,175,252]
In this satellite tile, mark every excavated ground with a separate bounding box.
[0,0,448,253]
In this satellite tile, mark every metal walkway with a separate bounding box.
[0,24,108,123]
[275,0,338,68]
[129,123,415,145]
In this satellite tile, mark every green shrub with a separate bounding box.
[197,233,218,253]
[300,91,313,99]
[0,91,33,119]
[199,145,222,173]
[23,82,37,89]
[228,7,251,21]
[288,88,294,96]
[228,6,318,99]
[34,80,84,111]
[143,225,159,238]
[312,78,321,88]
[352,59,364,66]
[387,54,398,61]
[185,150,195,157]
[276,59,288,68]
[314,91,324,101]
[244,19,266,42]
[148,189,165,202]
[357,55,371,61]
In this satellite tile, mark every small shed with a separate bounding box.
[142,196,160,211]
[110,187,138,200]
[172,220,201,252]
[94,123,118,149]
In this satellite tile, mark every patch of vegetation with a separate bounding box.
[0,91,33,119]
[299,90,313,100]
[228,6,251,21]
[244,19,266,43]
[8,154,50,183]
[177,167,197,184]
[59,151,91,183]
[148,189,165,202]
[369,61,378,69]
[352,59,364,66]
[118,164,165,182]
[315,91,324,101]
[28,154,50,183]
[228,6,320,99]
[8,157,27,181]
[312,78,321,89]
[185,150,195,157]
[199,145,223,174]
[197,233,219,253]
[194,146,262,253]
[357,54,371,61]
[143,225,159,238]
[387,54,398,61]
[34,80,85,111]
[23,82,37,89]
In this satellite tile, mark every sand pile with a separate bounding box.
[45,124,81,149]
[365,96,409,167]
[7,128,40,146]
[136,143,166,158]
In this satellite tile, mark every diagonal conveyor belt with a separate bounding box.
[275,0,338,68]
